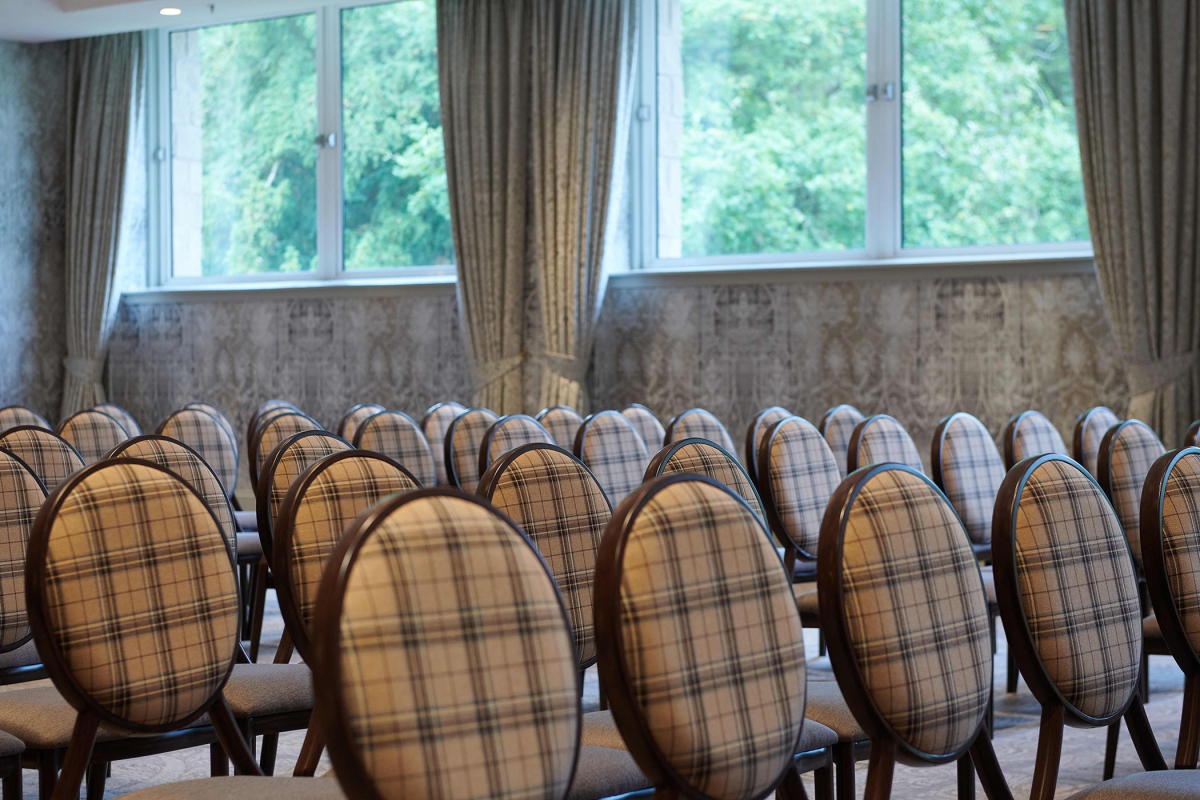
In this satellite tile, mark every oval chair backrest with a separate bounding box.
[574,410,650,506]
[28,460,238,730]
[252,411,322,490]
[443,408,499,493]
[337,403,385,444]
[0,427,86,492]
[246,403,300,475]
[820,464,991,760]
[1142,448,1200,676]
[758,416,840,560]
[1098,419,1165,567]
[353,410,435,487]
[478,444,611,670]
[0,450,47,653]
[745,406,792,487]
[479,414,555,475]
[93,404,142,437]
[647,438,767,528]
[274,450,420,662]
[594,475,805,800]
[818,404,865,478]
[621,404,666,452]
[1074,406,1121,478]
[536,406,584,451]
[157,407,240,496]
[665,408,738,455]
[256,431,352,564]
[847,414,924,474]
[313,490,580,800]
[182,402,237,445]
[0,406,51,434]
[57,409,131,465]
[993,455,1142,723]
[421,402,467,486]
[932,412,1005,546]
[1003,410,1068,470]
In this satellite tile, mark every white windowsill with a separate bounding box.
[122,273,458,304]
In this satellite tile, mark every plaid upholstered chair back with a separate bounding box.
[480,414,555,475]
[245,402,299,472]
[251,410,322,490]
[758,416,839,561]
[182,402,237,443]
[1073,406,1120,478]
[57,409,132,465]
[353,410,435,487]
[932,412,1005,547]
[621,403,666,452]
[594,475,806,799]
[818,404,865,478]
[0,427,86,492]
[256,430,351,563]
[536,405,584,451]
[1185,420,1200,448]
[575,410,650,505]
[478,443,612,670]
[819,464,993,766]
[0,406,50,434]
[312,490,580,800]
[0,450,47,653]
[443,408,499,492]
[157,407,240,496]
[665,407,738,455]
[1002,410,1068,470]
[847,414,924,474]
[274,450,420,661]
[337,403,385,444]
[93,403,142,437]
[744,406,791,486]
[1098,419,1165,567]
[421,401,466,485]
[647,438,767,526]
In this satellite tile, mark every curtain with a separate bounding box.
[530,0,637,411]
[1065,0,1200,444]
[438,0,531,413]
[60,33,143,419]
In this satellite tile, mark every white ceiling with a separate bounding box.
[0,0,323,43]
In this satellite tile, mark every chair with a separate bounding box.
[250,411,321,492]
[594,474,833,800]
[1001,410,1068,470]
[645,438,766,525]
[1098,420,1166,569]
[536,405,584,450]
[574,410,650,505]
[745,405,792,486]
[846,414,924,473]
[1074,406,1121,478]
[92,403,142,437]
[1184,420,1200,447]
[334,403,383,444]
[931,412,1002,562]
[0,427,85,492]
[620,403,665,451]
[244,403,301,485]
[420,401,466,485]
[0,407,50,434]
[183,402,238,446]
[157,407,240,502]
[664,407,738,455]
[0,449,49,685]
[352,409,435,487]
[55,409,130,465]
[818,404,865,478]
[442,407,499,492]
[478,414,554,475]
[819,463,1006,800]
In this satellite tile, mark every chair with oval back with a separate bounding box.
[745,405,792,486]
[183,402,238,445]
[1001,410,1068,471]
[479,414,555,475]
[1074,406,1121,478]
[664,407,738,455]
[245,402,300,483]
[353,409,436,487]
[92,404,142,437]
[420,401,466,485]
[846,414,924,474]
[335,403,384,445]
[620,403,666,451]
[251,411,322,492]
[158,407,240,502]
[574,410,650,506]
[56,409,131,465]
[818,404,865,478]
[0,449,49,685]
[442,407,499,493]
[0,426,85,492]
[536,406,584,451]
[645,438,766,526]
[0,406,50,434]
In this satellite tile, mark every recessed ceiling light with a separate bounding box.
[160,7,182,15]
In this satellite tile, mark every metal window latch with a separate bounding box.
[865,82,896,103]
[314,132,338,148]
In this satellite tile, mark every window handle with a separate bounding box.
[865,83,895,103]
[314,132,338,148]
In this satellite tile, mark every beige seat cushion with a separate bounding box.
[583,709,837,756]
[0,730,22,758]
[566,746,649,800]
[223,664,312,718]
[236,532,262,558]
[0,686,201,748]
[798,719,838,752]
[234,511,258,532]
[1065,770,1200,799]
[796,589,819,616]
[803,680,866,742]
[121,777,344,799]
[0,640,39,670]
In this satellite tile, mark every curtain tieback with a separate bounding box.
[476,352,526,388]
[1125,351,1200,396]
[63,356,105,384]
[544,351,589,385]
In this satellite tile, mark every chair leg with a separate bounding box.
[248,558,268,663]
[1006,652,1018,694]
[259,733,279,776]
[210,742,229,777]
[813,762,833,800]
[833,742,855,800]
[2,760,20,800]
[84,762,105,800]
[818,630,827,658]
[1141,649,1150,703]
[36,751,57,800]
[956,754,975,800]
[1103,720,1119,780]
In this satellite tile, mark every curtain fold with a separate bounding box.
[530,0,637,412]
[61,33,143,419]
[438,0,531,413]
[1065,0,1200,444]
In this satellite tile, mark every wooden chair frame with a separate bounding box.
[744,406,791,487]
[1184,421,1200,448]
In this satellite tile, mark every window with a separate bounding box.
[157,1,453,284]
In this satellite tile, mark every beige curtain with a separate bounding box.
[530,0,637,411]
[438,0,531,413]
[61,33,143,419]
[1065,0,1200,444]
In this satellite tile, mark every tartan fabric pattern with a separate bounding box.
[838,467,992,755]
[0,427,86,491]
[182,403,237,447]
[1159,452,1200,659]
[655,440,767,526]
[255,412,322,485]
[283,454,419,642]
[421,402,467,486]
[1077,407,1120,477]
[39,461,239,727]
[536,406,584,451]
[484,446,611,667]
[58,409,132,465]
[938,414,1005,545]
[158,409,240,496]
[1010,411,1068,464]
[667,409,738,455]
[0,451,46,651]
[338,404,385,444]
[1011,458,1142,719]
[762,417,840,556]
[332,494,579,800]
[577,411,649,505]
[819,405,865,478]
[0,406,50,433]
[748,407,791,480]
[482,416,555,472]
[622,405,666,452]
[1105,421,1165,566]
[264,434,352,535]
[355,411,435,487]
[94,404,143,437]
[445,408,499,493]
[853,415,924,473]
[614,479,805,799]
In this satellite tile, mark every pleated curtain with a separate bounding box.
[1065,0,1200,444]
[60,33,143,419]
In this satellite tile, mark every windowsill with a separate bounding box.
[121,273,458,303]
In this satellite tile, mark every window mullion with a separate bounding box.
[865,0,901,258]
[315,5,344,280]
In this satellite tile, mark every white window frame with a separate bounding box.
[631,0,1094,272]
[148,1,457,288]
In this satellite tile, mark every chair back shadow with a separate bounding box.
[1097,419,1166,568]
[27,460,262,800]
[1073,406,1120,478]
[442,407,499,493]
[646,438,767,528]
[0,406,51,434]
[757,415,839,576]
[536,406,585,451]
[817,404,865,479]
[931,412,1005,560]
[354,409,436,487]
[846,414,924,474]
[157,407,240,499]
[250,411,322,492]
[1001,410,1068,471]
[56,409,131,466]
[336,403,385,445]
[420,401,466,485]
[479,414,555,476]
[992,454,1166,800]
[92,404,142,437]
[0,449,49,683]
[594,474,808,800]
[745,406,791,487]
[311,489,580,800]
[574,410,650,506]
[478,443,612,673]
[620,403,666,452]
[664,407,738,456]
[818,463,1009,799]
[0,426,86,492]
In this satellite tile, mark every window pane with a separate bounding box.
[902,0,1089,247]
[341,0,453,269]
[170,15,318,277]
[660,0,867,258]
